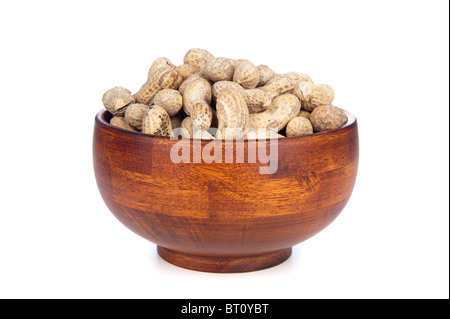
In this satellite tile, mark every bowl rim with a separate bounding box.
[95,108,357,142]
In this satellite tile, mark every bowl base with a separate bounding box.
[157,246,292,273]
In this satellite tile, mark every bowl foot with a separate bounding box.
[157,246,292,273]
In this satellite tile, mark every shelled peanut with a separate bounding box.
[101,49,348,138]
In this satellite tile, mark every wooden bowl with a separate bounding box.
[93,109,359,273]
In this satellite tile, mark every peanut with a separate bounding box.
[135,67,183,105]
[177,48,213,80]
[263,74,281,86]
[232,59,250,68]
[182,78,212,116]
[153,89,183,116]
[245,89,271,113]
[175,64,196,80]
[202,57,235,82]
[183,48,214,73]
[178,117,213,139]
[136,57,182,105]
[216,87,249,139]
[233,61,260,89]
[310,105,347,132]
[147,57,176,80]
[248,93,301,131]
[182,78,213,131]
[103,49,346,138]
[283,71,313,83]
[102,87,135,116]
[261,72,313,99]
[298,110,311,120]
[265,72,313,86]
[178,73,204,95]
[212,81,271,114]
[142,106,172,136]
[212,81,243,98]
[286,116,313,137]
[260,75,295,99]
[110,116,137,132]
[125,103,150,130]
[294,82,334,112]
[256,65,276,86]
[191,101,213,131]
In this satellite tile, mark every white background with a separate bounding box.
[0,0,448,299]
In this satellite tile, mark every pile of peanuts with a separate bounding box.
[102,49,348,139]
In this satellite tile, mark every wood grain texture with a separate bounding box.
[158,246,292,273]
[93,109,359,273]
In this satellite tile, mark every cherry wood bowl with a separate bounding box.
[93,109,359,273]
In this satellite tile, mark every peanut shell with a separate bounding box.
[153,89,183,116]
[175,64,196,80]
[178,73,205,95]
[147,57,176,80]
[142,106,172,136]
[245,89,271,113]
[298,110,311,120]
[216,87,249,139]
[286,117,313,137]
[202,57,235,82]
[310,105,347,132]
[124,103,150,130]
[231,59,251,68]
[191,101,213,131]
[294,82,334,112]
[248,93,301,131]
[212,81,244,98]
[261,72,313,99]
[183,48,214,73]
[183,78,212,116]
[212,81,271,114]
[102,87,135,115]
[256,65,276,86]
[233,61,260,89]
[135,67,183,105]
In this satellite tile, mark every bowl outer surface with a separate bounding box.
[94,110,359,257]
